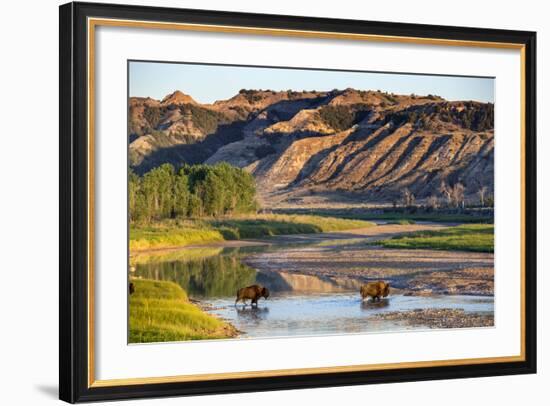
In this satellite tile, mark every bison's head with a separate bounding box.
[261,287,270,299]
[382,282,390,297]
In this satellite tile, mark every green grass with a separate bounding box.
[130,247,224,266]
[376,224,494,252]
[361,213,492,223]
[130,214,375,251]
[129,279,236,343]
[211,214,374,239]
[386,219,416,225]
[130,220,225,251]
[274,208,493,224]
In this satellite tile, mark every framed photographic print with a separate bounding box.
[59,1,537,403]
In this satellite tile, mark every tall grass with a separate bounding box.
[130,214,375,251]
[130,221,224,251]
[275,208,493,224]
[376,224,494,252]
[386,219,416,225]
[129,279,236,343]
[130,247,223,266]
[211,214,374,239]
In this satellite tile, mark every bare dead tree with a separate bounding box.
[401,188,415,207]
[427,195,439,210]
[439,181,452,207]
[450,182,465,209]
[477,185,488,207]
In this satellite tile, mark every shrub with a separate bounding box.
[142,106,166,130]
[179,104,228,134]
[318,105,355,131]
[217,226,240,240]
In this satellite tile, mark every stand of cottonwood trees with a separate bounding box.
[129,163,258,222]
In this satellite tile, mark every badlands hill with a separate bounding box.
[129,88,494,207]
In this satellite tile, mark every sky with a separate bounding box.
[129,61,494,104]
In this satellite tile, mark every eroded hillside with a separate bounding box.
[129,88,493,207]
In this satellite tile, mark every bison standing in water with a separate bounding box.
[360,281,390,302]
[235,284,270,307]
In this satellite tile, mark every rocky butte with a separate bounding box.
[129,88,494,208]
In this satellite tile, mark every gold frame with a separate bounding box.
[87,17,527,388]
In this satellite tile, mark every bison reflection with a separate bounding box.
[361,298,390,310]
[235,284,270,307]
[236,306,269,324]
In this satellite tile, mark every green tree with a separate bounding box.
[140,164,175,221]
[129,162,258,221]
[188,192,203,217]
[128,170,147,222]
[173,170,190,217]
[202,170,225,216]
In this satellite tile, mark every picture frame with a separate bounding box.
[59,1,537,403]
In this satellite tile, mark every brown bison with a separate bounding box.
[360,281,390,302]
[235,284,270,306]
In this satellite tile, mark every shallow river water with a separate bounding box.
[209,293,493,338]
[132,242,494,339]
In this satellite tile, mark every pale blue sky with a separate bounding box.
[129,61,494,104]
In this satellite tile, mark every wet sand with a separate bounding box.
[259,222,450,244]
[369,308,494,329]
[243,225,494,296]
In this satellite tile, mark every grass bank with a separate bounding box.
[274,208,493,224]
[211,214,373,239]
[129,279,237,343]
[130,247,223,266]
[130,214,375,251]
[375,224,494,252]
[362,212,492,224]
[386,219,416,225]
[130,221,224,251]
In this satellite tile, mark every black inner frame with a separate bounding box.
[59,1,537,403]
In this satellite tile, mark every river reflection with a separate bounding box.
[132,248,257,298]
[235,306,270,323]
[132,245,353,298]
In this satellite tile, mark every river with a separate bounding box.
[132,236,494,339]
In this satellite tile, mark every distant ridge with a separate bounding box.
[160,90,197,106]
[129,88,493,206]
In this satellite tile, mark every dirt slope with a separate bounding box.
[129,89,494,205]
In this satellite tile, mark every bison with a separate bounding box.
[235,284,270,307]
[360,281,390,302]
